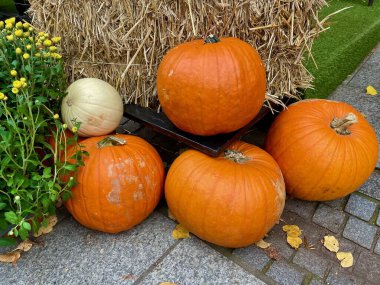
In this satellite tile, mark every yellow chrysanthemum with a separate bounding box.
[44,33,49,38]
[15,47,22,55]
[28,37,34,42]
[22,82,27,88]
[39,36,45,41]
[43,52,51,58]
[53,114,59,119]
[52,37,61,43]
[5,17,15,25]
[26,44,32,50]
[3,96,8,101]
[5,23,13,29]
[38,31,45,37]
[14,29,23,37]
[23,22,30,29]
[16,22,23,28]
[0,93,4,100]
[23,31,30,38]
[28,27,34,32]
[62,124,68,129]
[20,78,27,82]
[23,53,30,60]
[52,53,62,59]
[0,21,4,29]
[6,34,14,41]
[43,39,52,46]
[49,46,57,52]
[13,81,23,88]
[12,87,19,94]
[71,127,78,133]
[35,53,41,58]
[10,70,17,77]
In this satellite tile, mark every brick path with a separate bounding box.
[1,45,379,285]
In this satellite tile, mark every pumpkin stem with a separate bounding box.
[330,113,358,135]
[204,34,221,44]
[97,136,126,148]
[224,149,251,164]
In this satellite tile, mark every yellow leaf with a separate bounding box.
[282,225,302,237]
[33,215,58,237]
[172,224,190,239]
[255,239,271,249]
[323,235,339,253]
[336,251,354,268]
[0,251,21,264]
[287,236,303,249]
[366,85,378,96]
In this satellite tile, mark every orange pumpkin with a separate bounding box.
[157,35,266,136]
[165,141,285,248]
[265,99,379,201]
[65,134,165,233]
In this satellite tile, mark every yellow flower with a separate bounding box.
[53,114,59,119]
[49,46,57,52]
[39,36,45,41]
[3,96,8,101]
[35,53,41,58]
[16,22,23,28]
[15,47,22,55]
[43,52,51,58]
[20,77,27,82]
[62,124,67,129]
[6,34,14,41]
[28,37,34,42]
[5,23,13,29]
[52,37,61,43]
[13,81,23,88]
[71,126,78,133]
[43,39,52,46]
[26,44,32,50]
[0,93,4,100]
[23,22,30,29]
[0,21,4,29]
[5,17,15,25]
[23,31,30,38]
[52,53,62,59]
[14,29,23,37]
[12,87,19,94]
[23,53,30,60]
[22,82,28,88]
[38,32,45,36]
[10,70,17,77]
[44,33,49,38]
[28,27,34,32]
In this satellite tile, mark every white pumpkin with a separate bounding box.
[61,78,123,137]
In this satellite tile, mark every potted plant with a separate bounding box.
[0,17,85,246]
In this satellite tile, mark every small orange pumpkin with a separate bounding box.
[65,134,165,233]
[265,99,379,201]
[165,141,285,248]
[157,35,266,136]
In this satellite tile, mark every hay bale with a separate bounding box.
[28,0,327,109]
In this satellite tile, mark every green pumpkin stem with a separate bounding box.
[330,113,358,135]
[224,149,251,164]
[97,136,126,148]
[204,34,221,44]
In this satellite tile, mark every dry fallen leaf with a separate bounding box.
[255,239,271,249]
[336,251,354,268]
[14,239,34,252]
[168,209,176,221]
[0,251,21,264]
[172,224,190,239]
[264,246,282,260]
[282,225,302,237]
[287,236,303,249]
[323,235,339,252]
[366,85,378,96]
[34,215,58,237]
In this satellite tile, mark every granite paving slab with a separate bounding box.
[0,212,177,285]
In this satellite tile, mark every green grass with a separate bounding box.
[304,0,380,98]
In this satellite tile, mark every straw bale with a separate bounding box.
[28,0,327,109]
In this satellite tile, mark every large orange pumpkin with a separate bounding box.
[157,35,266,136]
[265,99,379,201]
[65,134,165,233]
[165,141,285,248]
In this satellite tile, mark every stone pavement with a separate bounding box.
[1,44,379,285]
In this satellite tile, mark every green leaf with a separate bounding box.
[42,167,52,178]
[0,202,7,210]
[0,237,17,247]
[4,211,18,224]
[64,164,77,171]
[22,221,31,231]
[18,227,28,240]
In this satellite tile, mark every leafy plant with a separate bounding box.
[0,17,86,244]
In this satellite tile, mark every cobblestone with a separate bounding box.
[377,212,380,226]
[345,194,377,221]
[343,217,377,249]
[233,245,270,271]
[265,223,295,260]
[375,238,380,255]
[284,198,317,219]
[358,171,380,200]
[266,261,305,285]
[354,250,380,283]
[324,197,348,210]
[312,204,347,233]
[293,248,331,277]
[326,267,365,285]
